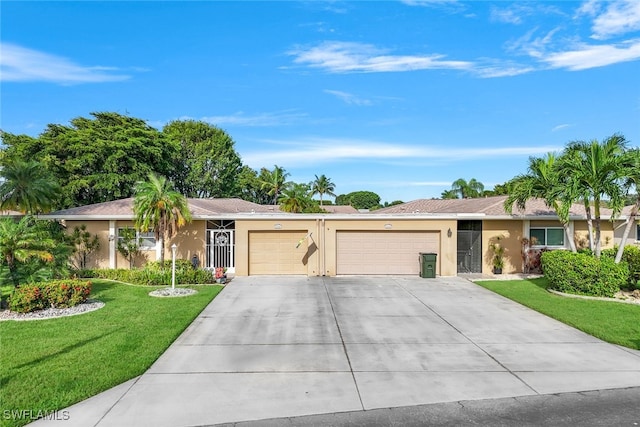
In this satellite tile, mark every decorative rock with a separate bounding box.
[0,300,105,321]
[149,288,198,298]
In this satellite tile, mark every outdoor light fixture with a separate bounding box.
[108,234,115,241]
[274,223,282,230]
[447,228,452,238]
[171,244,177,290]
[384,223,392,229]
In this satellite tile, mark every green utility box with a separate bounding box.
[419,253,437,278]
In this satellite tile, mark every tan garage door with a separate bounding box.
[337,231,439,275]
[249,231,308,275]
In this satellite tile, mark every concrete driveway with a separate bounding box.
[32,276,640,426]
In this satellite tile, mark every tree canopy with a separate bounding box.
[336,191,381,210]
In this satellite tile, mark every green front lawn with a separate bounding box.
[476,278,640,350]
[0,280,223,427]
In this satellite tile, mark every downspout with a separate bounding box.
[321,217,326,276]
[109,220,116,269]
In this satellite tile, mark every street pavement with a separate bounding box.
[30,276,640,426]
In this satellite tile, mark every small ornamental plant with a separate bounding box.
[9,280,92,313]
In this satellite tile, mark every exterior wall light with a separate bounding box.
[447,228,453,238]
[384,223,392,229]
[274,223,282,230]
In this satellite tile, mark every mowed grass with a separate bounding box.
[476,277,640,350]
[0,280,222,427]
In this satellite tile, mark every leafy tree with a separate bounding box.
[236,166,272,204]
[559,134,628,257]
[163,120,243,198]
[440,189,459,199]
[1,112,173,208]
[615,148,640,263]
[116,227,142,269]
[133,173,192,263]
[0,217,56,287]
[504,153,577,252]
[0,160,61,214]
[383,200,404,207]
[450,178,485,199]
[71,224,101,270]
[337,191,381,210]
[259,165,290,205]
[310,174,336,206]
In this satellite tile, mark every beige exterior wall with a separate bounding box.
[65,220,111,269]
[573,220,615,250]
[166,221,206,266]
[482,220,524,274]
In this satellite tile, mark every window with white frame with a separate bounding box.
[530,227,564,247]
[117,228,156,250]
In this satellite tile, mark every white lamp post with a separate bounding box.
[171,243,177,290]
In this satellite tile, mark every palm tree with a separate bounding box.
[559,134,628,257]
[311,174,336,206]
[440,189,459,199]
[0,216,55,287]
[259,165,290,205]
[278,183,312,213]
[0,160,60,214]
[451,178,484,199]
[133,173,192,263]
[504,153,577,252]
[615,148,640,263]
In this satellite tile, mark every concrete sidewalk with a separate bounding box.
[31,276,640,426]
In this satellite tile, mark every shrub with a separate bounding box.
[8,280,92,313]
[76,264,214,286]
[601,245,640,289]
[542,250,628,297]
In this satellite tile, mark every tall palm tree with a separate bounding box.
[615,148,640,263]
[278,183,312,213]
[504,153,577,252]
[259,165,290,205]
[133,173,192,263]
[311,174,336,206]
[451,178,484,199]
[0,160,61,214]
[0,216,55,287]
[559,134,628,257]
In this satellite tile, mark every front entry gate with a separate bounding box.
[457,220,482,273]
[206,220,235,273]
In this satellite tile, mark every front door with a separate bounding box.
[457,220,482,273]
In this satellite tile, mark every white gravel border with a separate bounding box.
[0,299,105,322]
[149,288,198,298]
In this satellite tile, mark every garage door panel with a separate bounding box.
[249,231,308,275]
[337,231,439,275]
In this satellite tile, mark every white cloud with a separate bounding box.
[241,137,560,168]
[543,39,640,70]
[194,110,308,127]
[287,41,472,73]
[324,89,373,106]
[0,42,130,84]
[552,124,572,132]
[590,0,640,40]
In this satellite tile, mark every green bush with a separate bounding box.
[76,264,214,286]
[9,280,92,313]
[541,250,628,298]
[601,245,640,289]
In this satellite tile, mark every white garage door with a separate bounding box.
[249,231,309,275]
[337,231,439,275]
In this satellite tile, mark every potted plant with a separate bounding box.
[489,235,505,274]
[214,267,227,284]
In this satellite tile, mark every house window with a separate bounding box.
[530,227,564,247]
[117,228,156,250]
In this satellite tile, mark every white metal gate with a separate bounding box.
[206,221,235,273]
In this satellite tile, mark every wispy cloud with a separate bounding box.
[584,0,640,40]
[324,89,373,106]
[490,3,564,25]
[287,41,472,73]
[191,110,308,127]
[552,124,572,132]
[400,0,467,13]
[0,42,130,84]
[241,137,560,167]
[542,39,640,70]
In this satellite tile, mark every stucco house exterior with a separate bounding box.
[40,196,638,277]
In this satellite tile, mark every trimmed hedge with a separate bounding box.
[601,245,640,289]
[9,280,92,313]
[79,266,215,286]
[541,250,628,298]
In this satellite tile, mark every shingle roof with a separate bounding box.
[47,198,270,218]
[372,195,613,218]
[321,205,360,214]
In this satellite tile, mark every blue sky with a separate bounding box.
[1,1,639,204]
